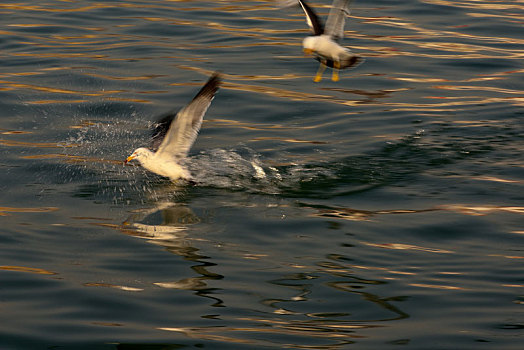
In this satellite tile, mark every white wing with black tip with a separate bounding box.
[155,73,221,160]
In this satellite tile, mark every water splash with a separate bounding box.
[187,146,282,193]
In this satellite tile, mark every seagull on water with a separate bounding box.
[125,72,221,182]
[296,0,362,82]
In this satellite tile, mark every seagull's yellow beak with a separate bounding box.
[124,154,136,164]
[303,48,315,55]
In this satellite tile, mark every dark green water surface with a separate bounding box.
[0,1,523,349]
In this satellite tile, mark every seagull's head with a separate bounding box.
[302,36,318,55]
[125,147,153,164]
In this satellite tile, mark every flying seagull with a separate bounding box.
[125,72,221,182]
[297,0,362,82]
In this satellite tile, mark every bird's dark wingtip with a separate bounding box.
[298,0,324,36]
[193,72,221,101]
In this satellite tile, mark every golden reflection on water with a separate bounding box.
[421,0,524,11]
[86,73,168,81]
[158,320,368,347]
[434,84,523,95]
[440,204,524,215]
[0,139,75,148]
[0,80,123,96]
[27,99,90,105]
[307,203,524,222]
[0,265,57,275]
[0,206,59,216]
[471,176,522,184]
[1,130,32,135]
[84,282,144,292]
[409,283,464,290]
[363,243,453,254]
[250,136,328,144]
[20,154,124,166]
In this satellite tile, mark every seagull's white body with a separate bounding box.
[303,34,351,62]
[125,73,221,182]
[127,147,191,181]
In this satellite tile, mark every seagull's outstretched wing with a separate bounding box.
[154,73,221,160]
[324,0,353,41]
[298,0,324,36]
[150,112,175,152]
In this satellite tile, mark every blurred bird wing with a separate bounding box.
[324,0,353,41]
[155,73,220,160]
[298,0,324,35]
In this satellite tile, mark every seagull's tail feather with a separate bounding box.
[340,55,364,69]
[315,54,364,70]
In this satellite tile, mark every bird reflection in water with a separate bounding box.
[122,202,224,300]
